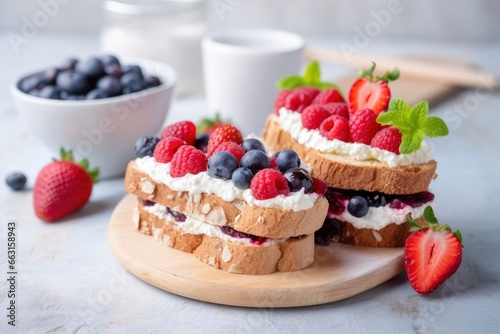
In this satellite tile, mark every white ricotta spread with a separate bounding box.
[277,108,432,167]
[135,156,319,211]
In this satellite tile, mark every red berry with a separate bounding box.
[208,141,245,163]
[301,105,331,130]
[170,145,207,177]
[207,124,243,155]
[349,108,382,144]
[269,156,278,169]
[274,90,291,115]
[405,229,462,294]
[311,177,327,196]
[349,78,391,115]
[154,137,185,163]
[294,86,320,99]
[250,168,290,200]
[161,121,196,146]
[319,115,350,142]
[312,88,345,105]
[284,89,315,113]
[34,149,97,222]
[370,126,402,154]
[321,102,349,119]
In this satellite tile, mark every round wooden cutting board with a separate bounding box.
[109,194,405,308]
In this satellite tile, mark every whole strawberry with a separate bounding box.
[349,63,399,115]
[405,206,463,295]
[196,113,227,134]
[161,120,196,146]
[207,124,243,155]
[34,148,99,222]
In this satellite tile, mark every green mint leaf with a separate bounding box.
[303,61,321,85]
[399,131,425,154]
[423,206,438,225]
[423,116,449,137]
[276,75,304,90]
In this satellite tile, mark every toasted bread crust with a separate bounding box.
[125,161,328,239]
[263,115,437,195]
[136,201,314,274]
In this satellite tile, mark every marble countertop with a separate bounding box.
[0,33,499,333]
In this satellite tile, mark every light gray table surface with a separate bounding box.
[0,32,499,334]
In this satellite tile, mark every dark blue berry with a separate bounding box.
[314,218,342,246]
[61,57,78,71]
[101,55,120,67]
[276,149,301,173]
[207,152,238,180]
[105,64,123,78]
[122,81,145,94]
[97,75,122,97]
[56,71,91,95]
[44,68,59,85]
[19,74,46,93]
[122,65,143,79]
[60,91,85,100]
[166,207,186,222]
[366,193,387,207]
[86,88,110,100]
[195,133,210,153]
[28,89,39,97]
[347,196,369,218]
[6,172,27,191]
[284,168,313,193]
[120,72,143,87]
[76,57,105,78]
[239,150,270,174]
[144,75,161,88]
[231,167,253,190]
[241,138,265,153]
[135,136,160,158]
[38,85,61,99]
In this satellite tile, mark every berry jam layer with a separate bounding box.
[322,187,434,231]
[141,201,287,246]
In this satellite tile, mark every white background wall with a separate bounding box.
[1,0,499,43]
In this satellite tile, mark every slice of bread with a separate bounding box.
[263,115,437,195]
[135,200,314,275]
[125,160,328,239]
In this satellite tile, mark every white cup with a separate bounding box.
[202,29,305,135]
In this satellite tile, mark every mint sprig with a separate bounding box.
[276,60,343,95]
[376,98,449,154]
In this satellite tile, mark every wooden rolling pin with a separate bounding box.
[304,47,498,90]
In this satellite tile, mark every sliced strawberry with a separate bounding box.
[349,79,391,115]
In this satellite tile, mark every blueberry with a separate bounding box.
[314,218,342,246]
[61,57,78,71]
[239,150,270,174]
[122,81,145,94]
[44,68,59,85]
[276,149,301,173]
[347,196,369,218]
[28,89,40,97]
[366,193,387,207]
[60,91,85,100]
[5,172,27,191]
[207,151,239,180]
[166,207,187,222]
[76,57,105,78]
[105,64,123,78]
[97,75,122,97]
[38,85,61,99]
[135,136,160,158]
[86,88,110,100]
[231,167,253,190]
[19,74,46,93]
[122,65,143,79]
[120,72,143,87]
[284,168,313,193]
[56,71,91,95]
[101,55,120,67]
[144,75,161,88]
[195,133,210,153]
[241,138,266,153]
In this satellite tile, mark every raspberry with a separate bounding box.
[312,88,345,105]
[208,141,245,163]
[312,177,327,196]
[250,168,290,200]
[321,102,349,119]
[154,137,185,163]
[294,86,320,99]
[269,156,278,169]
[319,115,350,142]
[349,108,382,144]
[284,89,315,113]
[301,105,331,130]
[207,124,243,155]
[370,126,402,154]
[161,121,196,146]
[274,90,291,115]
[170,145,207,177]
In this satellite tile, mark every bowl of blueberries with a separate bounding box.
[11,55,176,178]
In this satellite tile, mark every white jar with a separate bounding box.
[101,0,206,96]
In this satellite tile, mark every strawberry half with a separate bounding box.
[348,63,399,115]
[404,206,463,295]
[34,148,99,222]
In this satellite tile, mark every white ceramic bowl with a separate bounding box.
[11,58,176,178]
